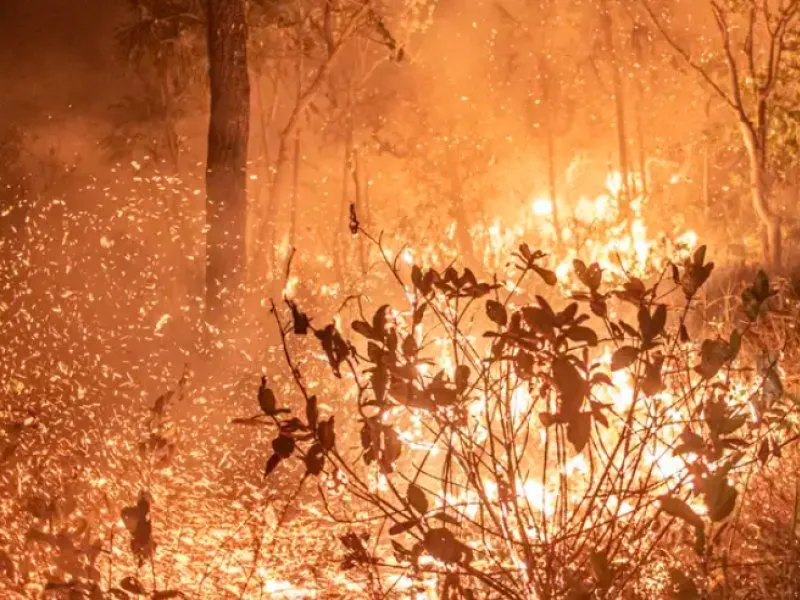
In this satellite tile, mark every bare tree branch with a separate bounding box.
[639,0,737,109]
[282,0,372,140]
[710,2,754,130]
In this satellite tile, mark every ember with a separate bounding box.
[2,0,800,598]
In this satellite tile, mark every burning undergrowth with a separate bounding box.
[252,232,798,599]
[0,165,798,598]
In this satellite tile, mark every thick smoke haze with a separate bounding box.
[0,0,128,160]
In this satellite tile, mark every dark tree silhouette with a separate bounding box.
[205,0,250,322]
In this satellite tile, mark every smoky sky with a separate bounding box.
[0,0,129,124]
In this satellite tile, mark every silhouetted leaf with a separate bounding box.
[455,365,470,393]
[412,302,427,326]
[552,356,587,419]
[532,265,557,286]
[258,377,289,416]
[575,260,603,290]
[681,246,714,298]
[670,262,680,285]
[590,297,607,318]
[522,306,554,335]
[272,435,295,458]
[659,496,703,529]
[590,401,609,427]
[705,471,737,522]
[411,265,424,292]
[423,528,461,562]
[486,300,508,326]
[558,302,579,325]
[264,453,281,476]
[611,346,638,371]
[289,301,310,334]
[315,325,350,377]
[619,320,639,338]
[758,438,770,465]
[372,305,389,338]
[591,372,613,387]
[642,357,664,397]
[516,351,534,378]
[652,304,667,338]
[566,326,598,346]
[429,512,460,525]
[352,320,373,339]
[567,411,592,452]
[306,395,318,431]
[402,335,418,358]
[318,417,336,451]
[695,339,732,379]
[258,378,276,414]
[539,412,556,427]
[121,491,152,564]
[674,428,704,456]
[389,520,418,535]
[407,483,429,514]
[305,443,325,476]
[380,425,402,473]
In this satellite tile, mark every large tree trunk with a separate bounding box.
[205,0,250,323]
[740,122,781,271]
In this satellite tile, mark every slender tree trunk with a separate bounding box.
[741,122,781,270]
[352,147,368,275]
[538,58,562,245]
[205,0,250,322]
[256,72,281,179]
[289,44,304,251]
[290,137,301,250]
[600,0,632,209]
[545,127,562,246]
[266,139,292,272]
[446,153,477,268]
[248,73,279,280]
[634,98,647,197]
[335,95,354,281]
[257,4,367,277]
[702,145,710,221]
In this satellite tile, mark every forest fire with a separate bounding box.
[3,0,800,598]
[0,155,791,599]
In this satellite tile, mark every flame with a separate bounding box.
[531,196,553,217]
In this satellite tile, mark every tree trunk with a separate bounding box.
[702,145,710,221]
[599,0,632,209]
[335,102,354,282]
[545,127,562,247]
[289,136,301,250]
[740,122,781,270]
[289,44,304,252]
[352,148,368,275]
[446,155,477,269]
[205,0,250,323]
[634,99,647,197]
